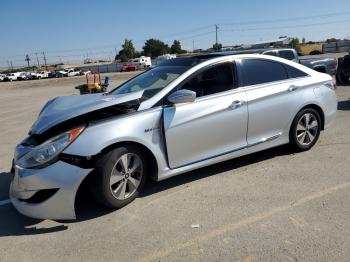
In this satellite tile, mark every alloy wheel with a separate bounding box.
[109,153,143,200]
[296,113,319,146]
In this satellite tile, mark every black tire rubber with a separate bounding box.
[289,108,321,152]
[91,145,148,209]
[336,72,344,85]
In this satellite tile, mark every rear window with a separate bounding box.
[278,50,296,60]
[285,65,309,78]
[263,51,277,57]
[241,59,288,86]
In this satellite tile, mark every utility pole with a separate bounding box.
[7,61,11,72]
[42,51,47,70]
[192,40,195,52]
[25,54,31,68]
[10,61,13,71]
[215,24,219,50]
[35,52,40,67]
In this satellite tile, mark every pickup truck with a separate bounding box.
[57,68,81,77]
[224,48,338,75]
[29,71,49,80]
[3,72,21,81]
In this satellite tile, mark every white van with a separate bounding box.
[128,56,152,68]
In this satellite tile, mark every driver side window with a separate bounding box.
[181,62,235,97]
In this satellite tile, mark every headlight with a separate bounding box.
[17,126,85,169]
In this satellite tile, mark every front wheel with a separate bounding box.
[289,108,321,151]
[91,146,148,209]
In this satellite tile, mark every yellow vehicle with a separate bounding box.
[75,72,109,94]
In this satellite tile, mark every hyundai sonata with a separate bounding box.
[10,54,337,219]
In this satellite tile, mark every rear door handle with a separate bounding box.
[229,100,245,110]
[288,85,299,92]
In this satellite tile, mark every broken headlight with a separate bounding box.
[16,126,85,169]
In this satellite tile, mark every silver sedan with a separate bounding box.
[11,54,337,219]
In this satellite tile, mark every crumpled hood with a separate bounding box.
[30,91,144,135]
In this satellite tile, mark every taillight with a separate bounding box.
[333,58,338,67]
[325,80,337,90]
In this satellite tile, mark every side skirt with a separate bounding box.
[157,132,286,181]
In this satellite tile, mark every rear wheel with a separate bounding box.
[290,108,321,151]
[91,146,148,209]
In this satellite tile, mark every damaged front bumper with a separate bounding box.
[10,161,92,220]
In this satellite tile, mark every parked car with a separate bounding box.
[29,71,48,80]
[67,68,81,76]
[10,54,337,219]
[0,74,6,81]
[225,48,338,75]
[48,71,58,78]
[3,72,21,81]
[17,72,30,80]
[120,64,138,72]
[81,70,91,75]
[57,68,81,77]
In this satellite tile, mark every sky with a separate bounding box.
[1,0,350,67]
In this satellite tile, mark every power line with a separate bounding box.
[218,10,350,26]
[220,18,350,32]
[1,10,350,62]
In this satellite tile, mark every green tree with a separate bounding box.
[143,39,170,58]
[115,38,135,62]
[212,43,222,51]
[171,40,183,54]
[289,37,301,52]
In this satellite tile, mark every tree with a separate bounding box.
[171,40,184,54]
[289,38,300,48]
[289,37,301,52]
[115,38,135,62]
[143,39,170,58]
[212,43,222,51]
[302,37,306,44]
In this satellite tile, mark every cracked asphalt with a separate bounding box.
[0,74,349,262]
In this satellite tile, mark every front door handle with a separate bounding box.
[229,100,245,110]
[288,85,299,92]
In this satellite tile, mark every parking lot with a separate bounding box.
[0,74,349,261]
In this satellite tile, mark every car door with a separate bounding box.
[163,61,248,169]
[238,58,309,145]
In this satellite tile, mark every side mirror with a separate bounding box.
[167,89,196,104]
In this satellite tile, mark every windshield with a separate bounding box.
[110,65,189,99]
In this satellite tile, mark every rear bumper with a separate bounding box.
[323,91,337,129]
[10,161,92,220]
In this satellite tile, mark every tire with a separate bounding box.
[91,145,148,209]
[289,108,321,151]
[336,72,344,85]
